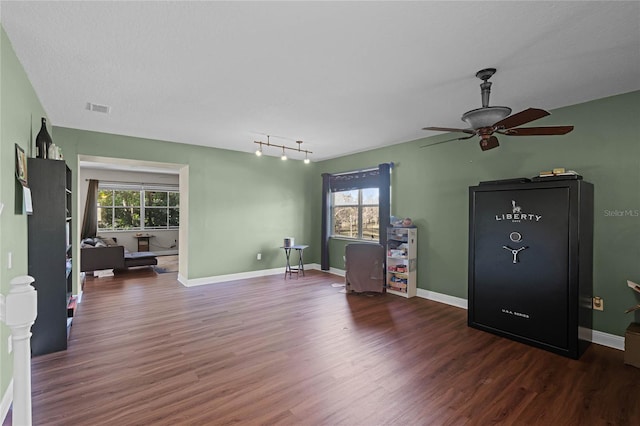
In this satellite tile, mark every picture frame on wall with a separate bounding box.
[15,143,28,186]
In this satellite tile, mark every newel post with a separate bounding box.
[2,275,38,426]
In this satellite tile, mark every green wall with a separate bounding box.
[53,127,314,283]
[314,91,640,337]
[0,26,50,406]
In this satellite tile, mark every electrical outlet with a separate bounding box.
[257,253,262,260]
[593,297,604,311]
[8,336,12,354]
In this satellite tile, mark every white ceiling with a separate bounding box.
[2,1,639,161]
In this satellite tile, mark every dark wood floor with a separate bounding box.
[11,268,640,425]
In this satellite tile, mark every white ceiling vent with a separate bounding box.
[85,102,111,114]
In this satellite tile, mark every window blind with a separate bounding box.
[98,182,179,192]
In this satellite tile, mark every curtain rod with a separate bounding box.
[85,179,177,185]
[85,179,146,186]
[85,179,178,189]
[330,162,394,176]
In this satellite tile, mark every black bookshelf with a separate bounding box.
[27,158,71,356]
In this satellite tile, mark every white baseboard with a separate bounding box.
[324,266,345,277]
[591,329,625,350]
[416,288,468,309]
[180,266,290,287]
[153,250,179,256]
[177,273,188,287]
[1,379,12,425]
[180,263,337,287]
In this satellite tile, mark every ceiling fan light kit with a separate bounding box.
[462,106,511,129]
[422,68,574,151]
[462,68,512,129]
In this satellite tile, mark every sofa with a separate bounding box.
[80,237,157,272]
[80,244,125,272]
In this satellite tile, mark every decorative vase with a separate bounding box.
[35,117,53,159]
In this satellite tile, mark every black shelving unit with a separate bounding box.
[27,158,72,356]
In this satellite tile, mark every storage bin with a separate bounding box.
[624,323,640,368]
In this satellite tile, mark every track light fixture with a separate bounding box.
[253,135,312,163]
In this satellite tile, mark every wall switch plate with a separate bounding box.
[7,252,12,269]
[257,253,262,260]
[593,297,604,311]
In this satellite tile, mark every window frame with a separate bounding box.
[97,183,179,232]
[331,187,380,241]
[143,190,180,230]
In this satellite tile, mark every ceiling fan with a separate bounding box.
[422,68,574,151]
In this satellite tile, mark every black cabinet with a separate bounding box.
[468,179,593,358]
[27,158,71,356]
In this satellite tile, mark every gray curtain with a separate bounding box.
[81,179,99,239]
[321,173,331,270]
[378,162,391,257]
[320,163,393,271]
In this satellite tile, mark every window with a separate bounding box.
[144,191,180,229]
[321,163,391,271]
[97,189,141,230]
[97,184,179,231]
[332,187,379,240]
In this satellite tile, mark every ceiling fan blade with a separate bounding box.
[420,134,475,148]
[479,136,499,151]
[498,126,574,136]
[422,126,475,135]
[493,108,550,130]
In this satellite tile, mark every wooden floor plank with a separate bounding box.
[5,268,640,425]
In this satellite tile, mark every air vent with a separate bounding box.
[85,102,111,114]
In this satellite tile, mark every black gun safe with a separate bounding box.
[468,178,593,358]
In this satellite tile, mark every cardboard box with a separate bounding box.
[624,323,640,368]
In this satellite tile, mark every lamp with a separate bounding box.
[253,136,312,163]
[462,106,512,129]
